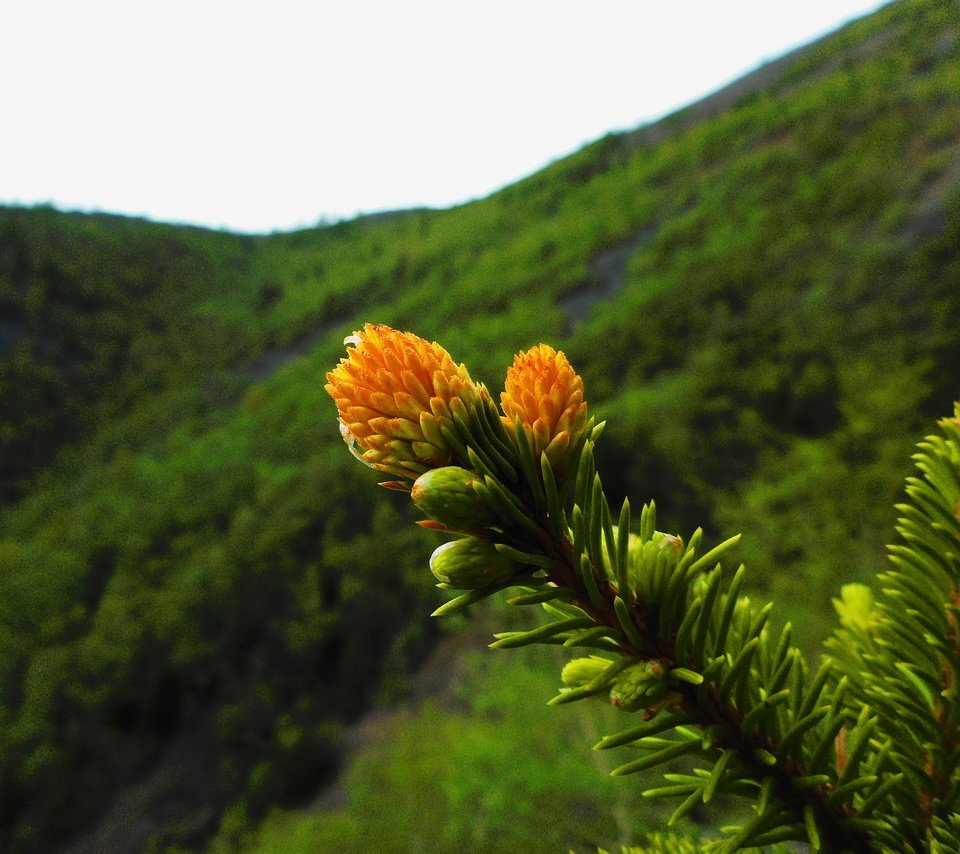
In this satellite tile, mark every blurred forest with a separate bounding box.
[2,0,960,850]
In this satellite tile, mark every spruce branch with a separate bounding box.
[826,405,960,851]
[326,325,958,853]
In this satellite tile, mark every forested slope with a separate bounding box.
[1,0,959,850]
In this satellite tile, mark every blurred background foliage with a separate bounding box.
[2,0,960,850]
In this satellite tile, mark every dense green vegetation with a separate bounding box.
[1,0,959,849]
[231,612,658,854]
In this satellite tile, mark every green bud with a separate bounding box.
[561,656,613,689]
[650,530,683,559]
[628,531,682,570]
[832,583,877,633]
[411,466,498,529]
[629,531,684,602]
[429,537,519,589]
[609,659,668,712]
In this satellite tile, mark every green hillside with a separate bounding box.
[2,0,959,850]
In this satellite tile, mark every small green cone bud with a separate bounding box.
[561,656,613,689]
[429,537,519,589]
[651,530,683,555]
[629,531,683,601]
[609,660,668,712]
[832,583,877,633]
[411,466,498,529]
[630,532,682,569]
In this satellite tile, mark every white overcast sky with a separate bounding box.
[1,1,891,234]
